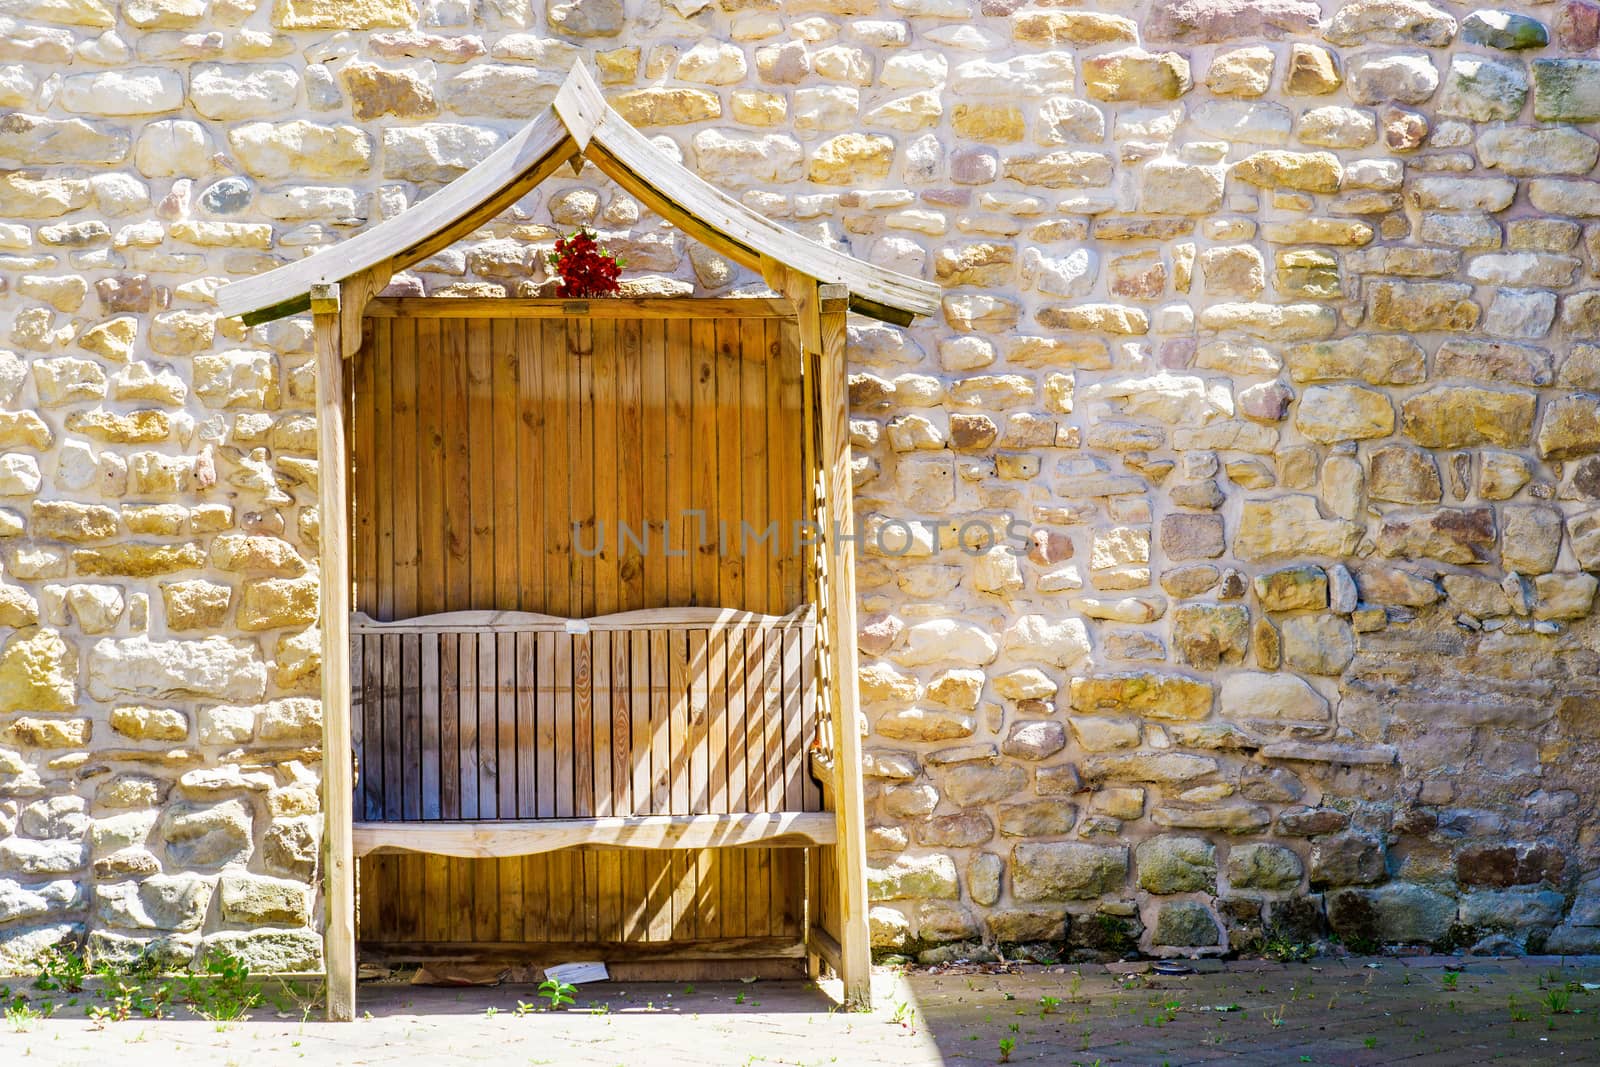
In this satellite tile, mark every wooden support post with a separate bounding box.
[313,282,357,1021]
[799,279,872,1010]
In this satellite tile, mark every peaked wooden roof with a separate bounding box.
[217,63,940,327]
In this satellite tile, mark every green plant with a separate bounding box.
[1364,1036,1378,1049]
[1441,971,1459,991]
[1509,995,1531,1022]
[181,949,259,1023]
[1038,994,1061,1017]
[538,979,577,1011]
[998,1037,1016,1063]
[1543,988,1573,1015]
[514,1000,536,1017]
[1262,939,1316,964]
[890,1000,913,1025]
[32,946,88,993]
[5,1001,41,1032]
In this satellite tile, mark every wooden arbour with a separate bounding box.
[217,62,938,1021]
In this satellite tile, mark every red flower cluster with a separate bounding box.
[546,228,625,298]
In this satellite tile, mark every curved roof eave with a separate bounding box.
[216,62,941,328]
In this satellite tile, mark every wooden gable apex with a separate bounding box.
[216,62,941,330]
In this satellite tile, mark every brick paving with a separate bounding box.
[3,956,1600,1066]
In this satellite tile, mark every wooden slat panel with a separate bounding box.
[355,311,811,958]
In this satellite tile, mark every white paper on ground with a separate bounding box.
[545,961,609,984]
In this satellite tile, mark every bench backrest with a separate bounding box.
[351,607,821,822]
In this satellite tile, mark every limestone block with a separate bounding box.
[1012,842,1128,901]
[229,121,373,179]
[1136,836,1216,893]
[0,628,77,712]
[87,635,267,703]
[868,854,959,901]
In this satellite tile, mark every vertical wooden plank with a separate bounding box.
[537,630,557,819]
[444,317,472,613]
[555,633,574,818]
[416,317,446,617]
[440,632,459,819]
[474,855,498,945]
[671,851,695,941]
[423,848,450,943]
[641,318,668,609]
[543,318,571,618]
[762,625,785,814]
[744,624,766,814]
[573,633,594,818]
[373,318,395,621]
[492,316,519,612]
[592,630,612,818]
[726,626,747,815]
[458,632,479,820]
[715,318,744,612]
[401,633,422,821]
[612,629,633,817]
[496,631,516,820]
[669,629,690,816]
[420,634,440,819]
[647,850,672,942]
[776,318,804,612]
[569,317,595,617]
[523,852,548,943]
[516,317,544,613]
[629,629,649,816]
[782,622,803,813]
[381,632,402,821]
[516,631,536,819]
[650,629,670,815]
[688,628,709,815]
[697,848,720,943]
[592,318,619,616]
[708,625,727,816]
[478,632,497,819]
[313,294,355,1020]
[810,283,874,1007]
[392,316,419,623]
[618,316,645,611]
[690,318,717,606]
[547,852,573,944]
[665,318,692,608]
[360,634,382,821]
[467,317,495,611]
[801,623,822,813]
[741,317,770,616]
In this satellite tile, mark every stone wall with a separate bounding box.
[3,0,1600,971]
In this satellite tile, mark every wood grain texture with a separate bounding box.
[352,309,812,960]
